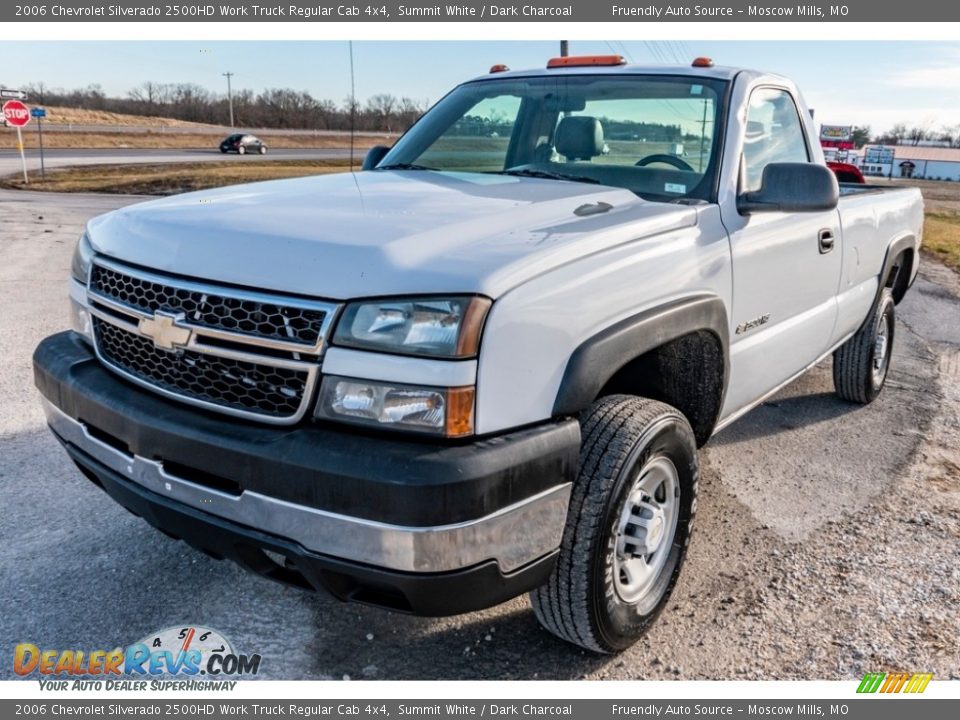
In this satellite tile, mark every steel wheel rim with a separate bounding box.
[872,309,892,386]
[613,455,680,604]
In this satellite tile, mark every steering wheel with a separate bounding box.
[635,154,695,172]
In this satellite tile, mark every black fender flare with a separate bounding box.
[879,232,918,304]
[552,294,730,419]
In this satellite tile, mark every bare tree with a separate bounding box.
[889,123,908,145]
[19,80,427,133]
[366,94,399,132]
[939,125,960,149]
[905,125,930,146]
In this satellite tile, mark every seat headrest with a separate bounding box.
[555,116,604,161]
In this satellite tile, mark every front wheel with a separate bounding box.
[237,145,246,155]
[531,395,698,653]
[833,289,895,404]
[259,145,267,155]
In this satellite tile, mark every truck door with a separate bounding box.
[719,87,842,418]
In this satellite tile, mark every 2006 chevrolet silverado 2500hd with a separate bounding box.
[34,56,924,653]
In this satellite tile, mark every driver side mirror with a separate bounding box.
[737,162,839,214]
[362,145,391,171]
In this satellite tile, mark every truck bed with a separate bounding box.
[838,182,918,198]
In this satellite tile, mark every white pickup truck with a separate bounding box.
[35,56,923,653]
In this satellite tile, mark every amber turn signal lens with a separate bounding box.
[445,386,476,438]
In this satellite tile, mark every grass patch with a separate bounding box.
[0,160,355,195]
[923,212,960,273]
[0,132,386,150]
[35,106,213,127]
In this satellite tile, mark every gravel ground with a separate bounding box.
[0,188,958,681]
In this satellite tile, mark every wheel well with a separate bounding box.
[596,330,725,447]
[887,248,914,304]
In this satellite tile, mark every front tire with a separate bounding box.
[531,395,698,653]
[259,145,267,155]
[237,145,246,155]
[833,289,895,404]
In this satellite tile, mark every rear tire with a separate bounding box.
[237,146,246,155]
[833,289,895,404]
[259,145,267,155]
[531,395,698,653]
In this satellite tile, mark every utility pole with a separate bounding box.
[560,40,569,57]
[222,72,235,127]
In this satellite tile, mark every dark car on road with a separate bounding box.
[219,133,267,155]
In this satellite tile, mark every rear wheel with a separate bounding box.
[833,289,895,404]
[259,145,267,155]
[531,395,698,653]
[237,145,246,155]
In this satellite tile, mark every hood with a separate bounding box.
[87,170,697,300]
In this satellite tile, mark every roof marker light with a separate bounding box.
[489,64,510,74]
[547,55,626,69]
[692,57,715,68]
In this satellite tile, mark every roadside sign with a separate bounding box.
[3,99,31,184]
[3,100,32,127]
[865,146,895,165]
[32,108,48,181]
[0,88,28,99]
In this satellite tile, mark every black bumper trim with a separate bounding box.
[34,331,580,527]
[62,439,558,617]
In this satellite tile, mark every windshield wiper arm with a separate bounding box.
[376,162,437,171]
[499,168,601,185]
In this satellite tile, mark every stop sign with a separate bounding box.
[3,100,31,127]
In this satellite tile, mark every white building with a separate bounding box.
[861,145,960,181]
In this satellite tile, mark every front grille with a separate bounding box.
[94,319,308,419]
[90,264,327,347]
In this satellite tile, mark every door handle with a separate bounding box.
[818,228,835,254]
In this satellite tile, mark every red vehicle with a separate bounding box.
[827,161,865,184]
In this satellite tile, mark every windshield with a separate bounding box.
[378,74,727,202]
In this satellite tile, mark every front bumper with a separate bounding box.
[35,331,579,615]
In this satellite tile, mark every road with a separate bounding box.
[1,188,958,681]
[0,147,352,178]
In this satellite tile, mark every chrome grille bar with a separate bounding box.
[85,258,339,425]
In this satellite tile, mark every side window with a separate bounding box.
[741,88,810,192]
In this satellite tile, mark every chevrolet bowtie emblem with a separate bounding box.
[138,311,192,351]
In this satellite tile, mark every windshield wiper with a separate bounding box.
[376,162,437,171]
[499,168,601,185]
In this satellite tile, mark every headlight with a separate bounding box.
[70,232,94,283]
[332,296,491,359]
[315,375,475,437]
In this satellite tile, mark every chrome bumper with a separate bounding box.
[43,398,571,574]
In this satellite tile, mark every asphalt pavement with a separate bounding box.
[1,187,958,681]
[0,147,352,178]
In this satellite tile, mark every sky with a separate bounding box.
[1,40,958,134]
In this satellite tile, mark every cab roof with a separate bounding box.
[470,62,773,85]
